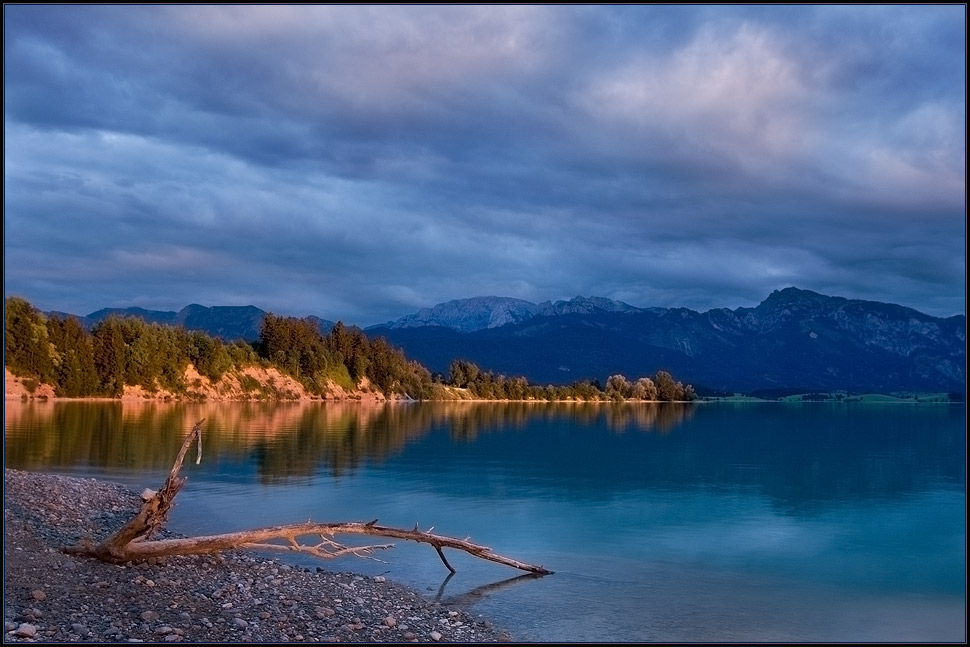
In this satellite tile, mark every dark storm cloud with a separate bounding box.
[4,5,965,324]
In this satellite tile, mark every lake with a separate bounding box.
[4,399,966,642]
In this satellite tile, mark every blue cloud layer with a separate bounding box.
[4,5,965,323]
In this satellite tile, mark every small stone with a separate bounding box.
[14,623,38,638]
[30,589,46,601]
[373,576,385,583]
[430,630,443,641]
[164,634,182,642]
[402,631,416,641]
[71,623,89,635]
[4,621,18,632]
[141,488,157,501]
[232,617,249,628]
[155,626,174,635]
[383,616,397,628]
[140,611,159,621]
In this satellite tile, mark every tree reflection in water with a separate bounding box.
[4,400,693,481]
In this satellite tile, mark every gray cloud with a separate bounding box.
[4,5,965,324]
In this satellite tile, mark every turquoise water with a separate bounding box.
[4,400,965,642]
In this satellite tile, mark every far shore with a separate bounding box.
[5,366,698,404]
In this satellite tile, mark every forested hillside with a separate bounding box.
[4,297,694,402]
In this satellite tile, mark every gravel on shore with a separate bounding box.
[3,469,512,643]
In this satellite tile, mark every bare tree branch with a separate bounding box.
[65,420,553,576]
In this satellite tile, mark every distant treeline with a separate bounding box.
[4,297,695,402]
[447,358,694,402]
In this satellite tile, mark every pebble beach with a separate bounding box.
[3,469,511,643]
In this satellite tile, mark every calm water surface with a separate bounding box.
[4,400,966,642]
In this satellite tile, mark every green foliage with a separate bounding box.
[90,317,127,395]
[238,374,261,393]
[227,340,259,366]
[323,362,356,392]
[363,337,434,398]
[653,370,696,402]
[4,297,698,403]
[441,359,694,403]
[606,374,632,401]
[185,330,233,382]
[260,314,334,393]
[324,322,371,382]
[4,297,56,382]
[448,359,481,388]
[46,315,98,397]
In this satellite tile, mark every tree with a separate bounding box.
[46,315,98,397]
[654,370,680,401]
[186,330,232,382]
[631,377,658,401]
[260,314,333,393]
[605,374,632,401]
[91,317,127,396]
[654,370,696,401]
[4,297,55,383]
[448,359,482,389]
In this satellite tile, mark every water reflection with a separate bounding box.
[435,571,544,604]
[4,400,963,512]
[3,400,694,480]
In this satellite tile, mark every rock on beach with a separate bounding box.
[3,468,511,643]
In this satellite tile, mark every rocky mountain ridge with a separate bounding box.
[367,287,966,394]
[43,288,966,394]
[368,295,644,332]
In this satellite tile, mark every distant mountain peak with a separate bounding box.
[371,294,647,332]
[371,296,540,333]
[372,289,965,393]
[536,296,642,317]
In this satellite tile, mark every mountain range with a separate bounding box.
[369,295,646,332]
[50,288,966,395]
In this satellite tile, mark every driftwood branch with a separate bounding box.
[66,420,553,576]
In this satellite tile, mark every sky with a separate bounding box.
[4,5,966,326]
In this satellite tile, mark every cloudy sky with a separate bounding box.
[4,5,965,325]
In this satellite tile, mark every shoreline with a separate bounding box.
[3,468,512,643]
[6,367,697,404]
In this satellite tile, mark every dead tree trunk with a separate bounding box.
[65,420,552,576]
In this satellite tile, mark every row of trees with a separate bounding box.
[5,297,260,397]
[4,297,437,399]
[447,359,695,402]
[5,297,695,401]
[259,314,435,399]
